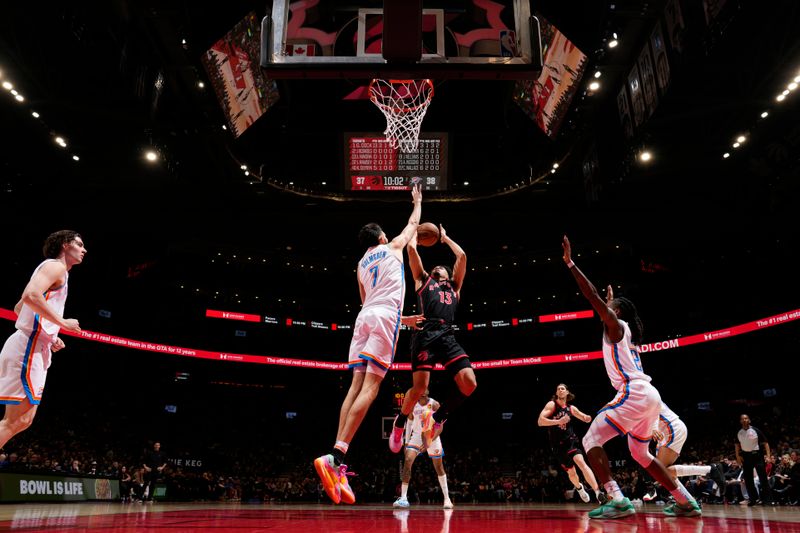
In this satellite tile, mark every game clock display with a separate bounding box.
[346,133,448,191]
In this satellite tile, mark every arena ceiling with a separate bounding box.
[0,1,798,319]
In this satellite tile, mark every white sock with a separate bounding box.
[604,480,624,502]
[334,440,349,454]
[669,482,694,505]
[401,482,409,499]
[673,464,711,477]
[438,475,450,501]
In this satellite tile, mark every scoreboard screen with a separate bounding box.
[345,132,448,191]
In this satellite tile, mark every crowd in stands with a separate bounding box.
[1,405,799,506]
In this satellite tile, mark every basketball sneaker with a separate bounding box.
[314,454,341,504]
[663,499,702,517]
[337,464,356,504]
[421,406,445,448]
[389,415,405,453]
[576,484,590,503]
[423,420,445,448]
[393,496,410,508]
[588,497,636,519]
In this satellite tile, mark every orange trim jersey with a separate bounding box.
[357,244,404,313]
[15,259,69,370]
[601,319,651,393]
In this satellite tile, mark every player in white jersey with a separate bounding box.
[0,230,85,450]
[562,236,700,519]
[393,391,454,509]
[315,185,424,505]
[641,401,723,500]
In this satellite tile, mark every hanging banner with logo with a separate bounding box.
[650,23,671,96]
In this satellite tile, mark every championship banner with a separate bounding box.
[650,23,671,96]
[0,472,119,502]
[627,65,645,128]
[637,45,658,118]
[664,0,686,54]
[617,85,634,139]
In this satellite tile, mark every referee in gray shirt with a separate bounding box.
[735,414,773,506]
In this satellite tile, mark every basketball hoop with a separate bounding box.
[368,79,434,153]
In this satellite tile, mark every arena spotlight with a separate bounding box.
[145,150,158,162]
[594,70,602,78]
[732,142,740,148]
[736,135,746,143]
[72,155,80,161]
[638,150,652,162]
[14,94,24,102]
[776,94,786,102]
[760,111,769,118]
[2,81,12,91]
[723,153,730,159]
[31,111,40,118]
[197,81,205,89]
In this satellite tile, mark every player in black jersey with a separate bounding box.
[389,225,476,452]
[538,383,604,503]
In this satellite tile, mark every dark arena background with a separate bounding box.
[1,1,799,531]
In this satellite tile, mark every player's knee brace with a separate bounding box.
[628,437,654,467]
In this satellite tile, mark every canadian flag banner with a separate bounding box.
[286,44,316,56]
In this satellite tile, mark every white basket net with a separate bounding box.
[368,79,434,153]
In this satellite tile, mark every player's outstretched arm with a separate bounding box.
[440,225,466,294]
[401,314,425,329]
[21,261,80,333]
[562,235,623,343]
[569,405,592,424]
[406,232,428,288]
[390,184,422,250]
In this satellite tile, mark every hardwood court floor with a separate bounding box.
[0,502,798,532]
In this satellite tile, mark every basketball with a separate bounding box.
[417,222,440,247]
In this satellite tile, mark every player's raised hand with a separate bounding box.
[562,235,572,264]
[439,224,447,243]
[411,183,422,204]
[606,285,614,305]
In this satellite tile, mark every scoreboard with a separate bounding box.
[345,132,448,191]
